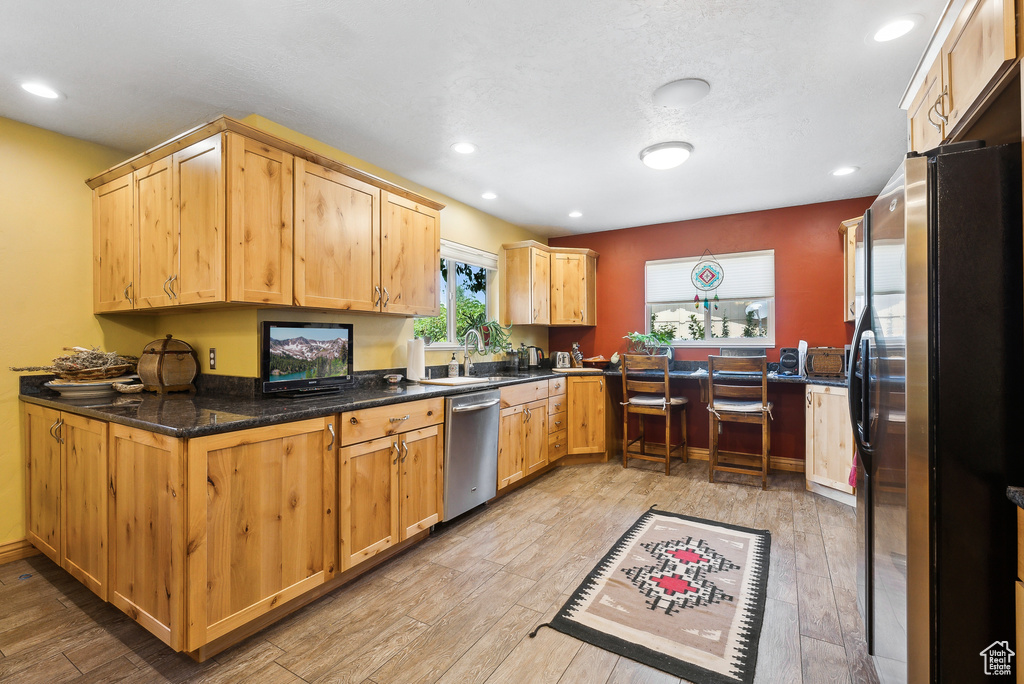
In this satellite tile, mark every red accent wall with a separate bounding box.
[549,197,873,462]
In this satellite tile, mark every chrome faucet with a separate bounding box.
[463,328,484,376]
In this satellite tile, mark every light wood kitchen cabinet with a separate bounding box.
[498,405,526,489]
[841,217,861,322]
[567,375,607,455]
[339,400,443,570]
[805,385,854,496]
[523,400,549,475]
[185,418,334,649]
[380,192,440,316]
[501,244,550,325]
[92,175,135,312]
[294,158,381,311]
[551,252,597,326]
[498,381,553,489]
[134,156,177,308]
[906,0,1017,150]
[23,405,108,600]
[175,135,225,305]
[108,425,185,650]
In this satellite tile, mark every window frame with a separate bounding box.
[645,250,776,348]
[418,240,497,351]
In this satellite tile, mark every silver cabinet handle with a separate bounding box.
[389,414,410,423]
[383,287,390,308]
[169,274,178,299]
[553,402,561,410]
[401,442,409,463]
[554,420,561,426]
[926,105,940,132]
[373,285,381,306]
[599,380,603,391]
[48,419,60,441]
[326,423,335,451]
[54,418,64,445]
[452,399,500,412]
[934,87,949,124]
[162,276,172,298]
[523,406,531,422]
[392,441,400,465]
[554,443,562,449]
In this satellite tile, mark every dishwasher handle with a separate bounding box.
[452,398,500,413]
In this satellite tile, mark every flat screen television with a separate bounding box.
[260,321,354,395]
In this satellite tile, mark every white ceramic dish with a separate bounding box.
[45,375,139,398]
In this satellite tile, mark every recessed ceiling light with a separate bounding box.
[481,191,497,200]
[873,16,920,42]
[21,82,62,99]
[652,78,711,108]
[831,166,859,176]
[569,211,583,218]
[640,142,694,170]
[450,142,477,154]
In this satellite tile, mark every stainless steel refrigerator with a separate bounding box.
[848,141,1023,684]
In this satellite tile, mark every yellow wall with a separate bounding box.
[0,117,155,544]
[0,114,549,545]
[163,115,549,376]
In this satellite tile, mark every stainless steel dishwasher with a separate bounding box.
[444,389,500,520]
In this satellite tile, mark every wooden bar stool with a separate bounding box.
[707,355,772,489]
[620,355,688,475]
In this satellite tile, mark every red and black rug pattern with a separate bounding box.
[531,508,770,684]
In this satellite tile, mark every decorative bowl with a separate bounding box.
[383,373,403,385]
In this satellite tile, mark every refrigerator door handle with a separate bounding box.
[848,305,873,461]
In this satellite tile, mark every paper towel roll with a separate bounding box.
[407,338,425,382]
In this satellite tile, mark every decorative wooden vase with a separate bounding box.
[138,334,199,393]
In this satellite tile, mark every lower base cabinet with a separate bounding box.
[567,375,607,456]
[804,384,854,495]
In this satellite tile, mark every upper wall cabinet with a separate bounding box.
[907,0,1017,151]
[88,117,443,315]
[500,241,598,327]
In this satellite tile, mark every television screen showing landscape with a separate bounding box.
[267,326,350,382]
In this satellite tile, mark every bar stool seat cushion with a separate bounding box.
[710,399,773,413]
[628,394,688,406]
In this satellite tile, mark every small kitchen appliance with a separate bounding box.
[554,352,570,368]
[526,345,544,368]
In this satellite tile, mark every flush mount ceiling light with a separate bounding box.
[831,166,859,176]
[568,211,583,218]
[21,81,63,99]
[450,142,477,154]
[873,15,921,42]
[481,191,497,200]
[640,142,694,170]
[652,78,711,108]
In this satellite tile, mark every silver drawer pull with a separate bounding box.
[392,441,400,464]
[452,399,499,412]
[554,421,561,426]
[389,414,410,423]
[326,423,335,451]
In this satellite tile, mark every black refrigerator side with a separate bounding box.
[930,142,1023,683]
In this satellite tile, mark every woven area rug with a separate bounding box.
[532,508,770,684]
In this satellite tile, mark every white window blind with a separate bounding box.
[440,239,498,271]
[646,250,775,303]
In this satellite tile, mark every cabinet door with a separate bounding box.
[61,413,108,600]
[23,404,61,564]
[93,175,135,312]
[135,157,177,309]
[174,135,225,305]
[109,425,185,650]
[841,217,861,322]
[340,435,399,570]
[907,58,944,152]
[225,132,294,305]
[399,425,443,539]
[941,0,1016,132]
[551,253,585,325]
[523,400,549,475]
[497,405,525,489]
[805,386,855,494]
[294,159,381,310]
[530,248,551,324]
[186,418,332,649]
[381,192,440,315]
[567,376,606,455]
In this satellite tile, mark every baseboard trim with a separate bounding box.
[0,539,41,566]
[685,447,805,473]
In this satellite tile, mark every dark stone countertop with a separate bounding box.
[600,367,847,388]
[19,369,561,439]
[1007,487,1024,510]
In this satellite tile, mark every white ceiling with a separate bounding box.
[1,0,942,236]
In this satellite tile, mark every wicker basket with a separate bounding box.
[805,347,846,378]
[58,364,134,382]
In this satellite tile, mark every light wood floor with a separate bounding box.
[0,459,871,684]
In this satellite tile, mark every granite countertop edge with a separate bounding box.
[1007,486,1024,510]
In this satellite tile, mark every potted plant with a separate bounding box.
[624,318,676,355]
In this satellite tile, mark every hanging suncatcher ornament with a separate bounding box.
[691,249,724,293]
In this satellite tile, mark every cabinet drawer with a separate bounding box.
[500,380,549,408]
[548,411,566,433]
[548,377,567,397]
[548,396,566,415]
[341,398,443,446]
[548,429,568,462]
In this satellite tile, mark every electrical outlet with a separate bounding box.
[209,348,217,370]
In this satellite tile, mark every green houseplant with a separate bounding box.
[624,317,676,355]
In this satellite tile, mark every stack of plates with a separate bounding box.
[44,375,140,398]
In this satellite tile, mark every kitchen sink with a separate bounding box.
[418,376,491,386]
